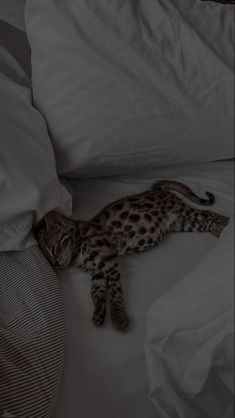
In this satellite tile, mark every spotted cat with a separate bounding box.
[34,180,229,331]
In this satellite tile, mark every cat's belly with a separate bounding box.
[118,235,158,255]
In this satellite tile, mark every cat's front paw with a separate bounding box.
[111,308,130,332]
[92,306,106,327]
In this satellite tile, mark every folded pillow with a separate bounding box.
[0,21,72,251]
[25,0,234,177]
[0,19,30,80]
[0,1,26,31]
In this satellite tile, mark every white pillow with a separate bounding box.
[0,1,26,31]
[25,0,234,177]
[0,23,72,251]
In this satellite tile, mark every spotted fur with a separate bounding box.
[34,180,229,331]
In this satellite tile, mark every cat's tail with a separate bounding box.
[151,180,215,206]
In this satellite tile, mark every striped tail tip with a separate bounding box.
[203,192,215,205]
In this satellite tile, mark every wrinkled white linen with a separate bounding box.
[25,0,234,177]
[145,216,234,418]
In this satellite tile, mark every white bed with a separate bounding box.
[53,161,234,418]
[0,1,234,417]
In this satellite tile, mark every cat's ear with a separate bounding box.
[44,211,65,227]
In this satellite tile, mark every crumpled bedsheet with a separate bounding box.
[145,215,234,418]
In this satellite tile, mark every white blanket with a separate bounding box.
[145,216,234,418]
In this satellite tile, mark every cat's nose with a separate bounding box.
[52,257,63,268]
[54,263,63,270]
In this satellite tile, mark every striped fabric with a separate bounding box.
[0,245,65,418]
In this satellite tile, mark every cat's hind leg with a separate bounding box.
[173,208,229,238]
[207,212,230,238]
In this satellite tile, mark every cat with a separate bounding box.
[34,180,229,331]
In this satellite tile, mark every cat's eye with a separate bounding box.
[63,237,70,246]
[54,242,62,254]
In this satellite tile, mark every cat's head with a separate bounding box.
[34,211,78,268]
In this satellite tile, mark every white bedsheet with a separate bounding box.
[53,160,233,418]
